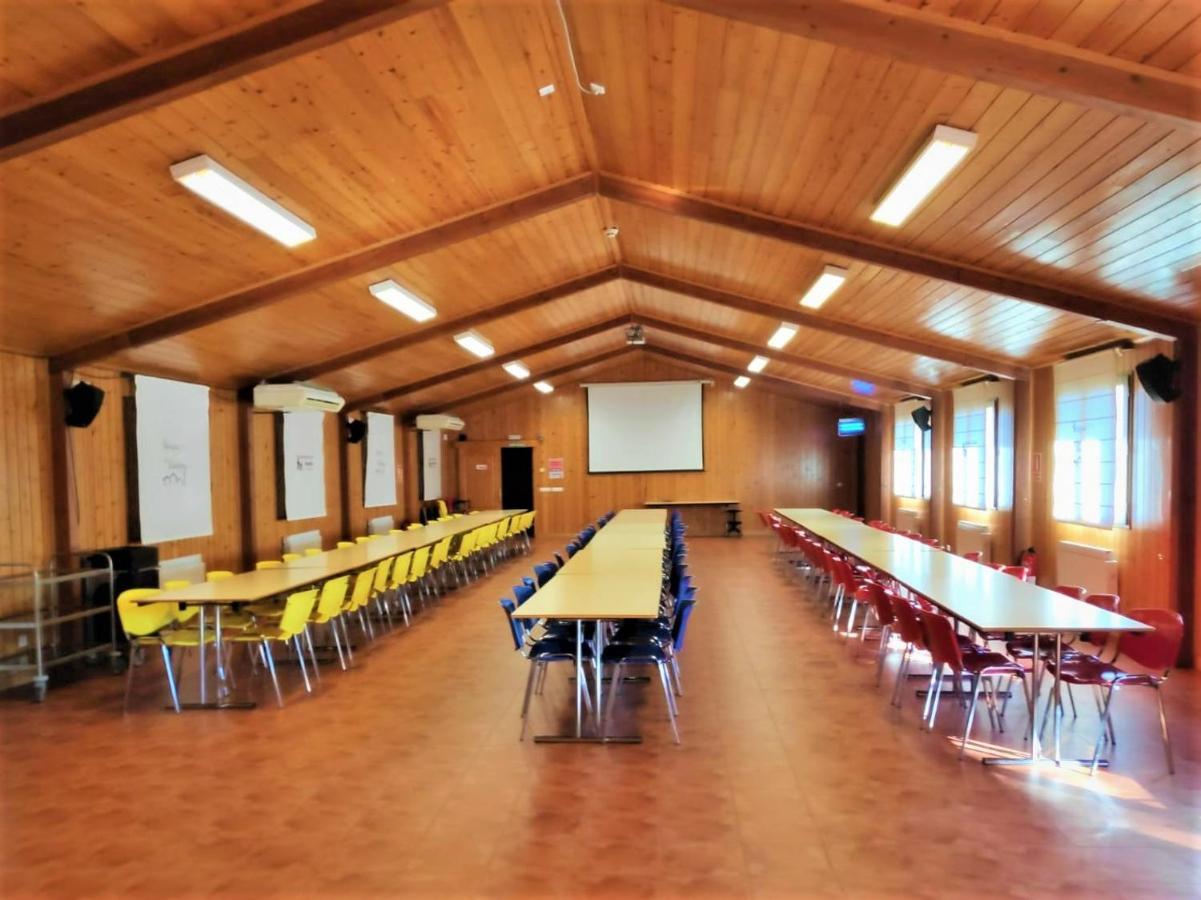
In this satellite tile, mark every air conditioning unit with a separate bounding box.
[415,414,465,431]
[253,382,345,413]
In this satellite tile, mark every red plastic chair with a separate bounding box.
[1046,609,1183,775]
[887,594,927,709]
[829,557,865,633]
[919,610,1028,757]
[962,551,983,563]
[999,565,1030,581]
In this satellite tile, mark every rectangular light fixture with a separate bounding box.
[747,355,769,374]
[368,279,437,322]
[870,125,977,227]
[169,154,315,247]
[533,381,554,394]
[454,330,494,358]
[733,375,751,389]
[799,265,849,310]
[503,361,530,380]
[767,323,799,349]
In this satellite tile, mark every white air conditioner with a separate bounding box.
[415,414,465,431]
[253,382,345,413]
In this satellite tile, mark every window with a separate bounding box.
[893,402,931,499]
[951,386,999,511]
[1053,353,1131,528]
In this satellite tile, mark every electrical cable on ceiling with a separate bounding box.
[556,0,605,96]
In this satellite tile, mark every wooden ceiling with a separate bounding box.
[1,0,1197,414]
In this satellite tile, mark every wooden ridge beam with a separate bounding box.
[670,0,1201,136]
[602,174,1193,343]
[643,345,881,411]
[411,347,636,414]
[50,173,596,372]
[349,315,631,410]
[0,0,447,161]
[634,313,934,397]
[271,266,621,384]
[623,265,1029,380]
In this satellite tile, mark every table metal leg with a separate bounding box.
[198,606,207,705]
[174,604,255,711]
[984,631,1041,766]
[575,619,583,738]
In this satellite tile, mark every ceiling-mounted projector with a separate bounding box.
[625,324,646,345]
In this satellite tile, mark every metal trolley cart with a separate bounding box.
[0,554,119,701]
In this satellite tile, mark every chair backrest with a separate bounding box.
[888,593,925,647]
[458,530,478,557]
[431,536,452,567]
[565,541,580,558]
[999,565,1029,581]
[282,553,301,562]
[348,570,374,611]
[337,541,355,549]
[256,560,283,570]
[373,558,393,593]
[410,544,430,578]
[116,588,174,637]
[407,523,424,530]
[499,598,523,650]
[206,571,235,582]
[533,562,557,587]
[1117,609,1184,672]
[303,547,323,557]
[513,582,536,606]
[356,536,373,544]
[1052,585,1087,601]
[437,499,449,518]
[962,551,983,563]
[671,598,696,652]
[918,610,965,671]
[390,552,413,588]
[1085,593,1120,613]
[857,581,890,626]
[314,576,350,622]
[278,589,319,637]
[163,579,191,590]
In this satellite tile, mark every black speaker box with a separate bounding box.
[1134,353,1181,403]
[911,405,933,432]
[64,381,105,428]
[346,418,367,443]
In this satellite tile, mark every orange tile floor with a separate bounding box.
[1,536,1197,898]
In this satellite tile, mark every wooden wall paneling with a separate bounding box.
[456,442,503,510]
[1011,376,1035,557]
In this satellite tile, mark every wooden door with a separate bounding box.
[456,443,500,509]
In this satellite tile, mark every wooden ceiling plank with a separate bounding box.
[634,313,932,396]
[0,1,448,161]
[405,347,636,415]
[603,174,1193,341]
[348,314,631,410]
[669,0,1201,135]
[49,173,597,372]
[621,264,1029,380]
[642,344,880,410]
[270,266,621,384]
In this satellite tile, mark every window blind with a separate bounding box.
[1053,351,1127,528]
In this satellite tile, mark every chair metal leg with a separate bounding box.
[926,667,947,732]
[123,645,138,713]
[658,662,681,744]
[160,644,181,713]
[340,617,356,663]
[303,627,321,683]
[959,675,984,760]
[294,636,313,693]
[1154,686,1174,774]
[262,641,284,707]
[1090,685,1117,776]
[874,624,891,686]
[921,663,941,728]
[891,644,912,707]
[330,619,347,670]
[669,656,683,696]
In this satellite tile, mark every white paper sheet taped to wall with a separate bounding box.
[134,375,213,543]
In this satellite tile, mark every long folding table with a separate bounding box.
[512,509,667,743]
[144,509,524,709]
[775,508,1151,767]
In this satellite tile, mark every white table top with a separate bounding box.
[775,508,1150,635]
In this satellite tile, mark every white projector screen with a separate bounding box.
[587,381,704,473]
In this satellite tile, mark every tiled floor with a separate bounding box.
[1,536,1197,898]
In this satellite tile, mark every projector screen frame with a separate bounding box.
[584,379,707,475]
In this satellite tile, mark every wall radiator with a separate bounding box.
[368,515,395,536]
[895,506,924,534]
[159,553,205,586]
[1056,541,1119,595]
[955,520,992,562]
[283,529,322,555]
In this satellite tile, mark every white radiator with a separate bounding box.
[895,506,923,533]
[368,515,395,535]
[955,521,992,562]
[159,553,205,586]
[283,529,322,555]
[1056,541,1118,595]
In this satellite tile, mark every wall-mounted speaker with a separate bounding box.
[346,418,367,443]
[64,381,105,428]
[1134,353,1182,403]
[911,405,932,432]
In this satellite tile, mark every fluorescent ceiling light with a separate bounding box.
[799,265,849,310]
[169,154,315,247]
[503,361,530,380]
[368,279,436,322]
[870,125,977,227]
[733,376,751,389]
[533,381,554,394]
[852,379,877,396]
[747,355,769,374]
[767,323,799,349]
[454,330,494,358]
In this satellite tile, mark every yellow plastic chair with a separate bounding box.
[336,541,355,549]
[256,560,283,570]
[282,553,301,562]
[117,588,219,713]
[436,499,449,518]
[344,569,376,644]
[355,536,373,544]
[303,548,323,557]
[406,523,424,531]
[407,544,432,605]
[429,537,453,593]
[310,576,351,670]
[388,553,415,622]
[371,557,397,628]
[225,589,319,707]
[449,529,478,583]
[162,578,199,625]
[207,571,235,581]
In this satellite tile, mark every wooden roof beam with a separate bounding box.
[406,347,636,415]
[643,346,881,411]
[271,266,621,384]
[671,0,1201,136]
[0,0,447,161]
[602,174,1194,343]
[623,265,1028,380]
[348,314,632,410]
[50,173,596,372]
[634,313,934,397]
